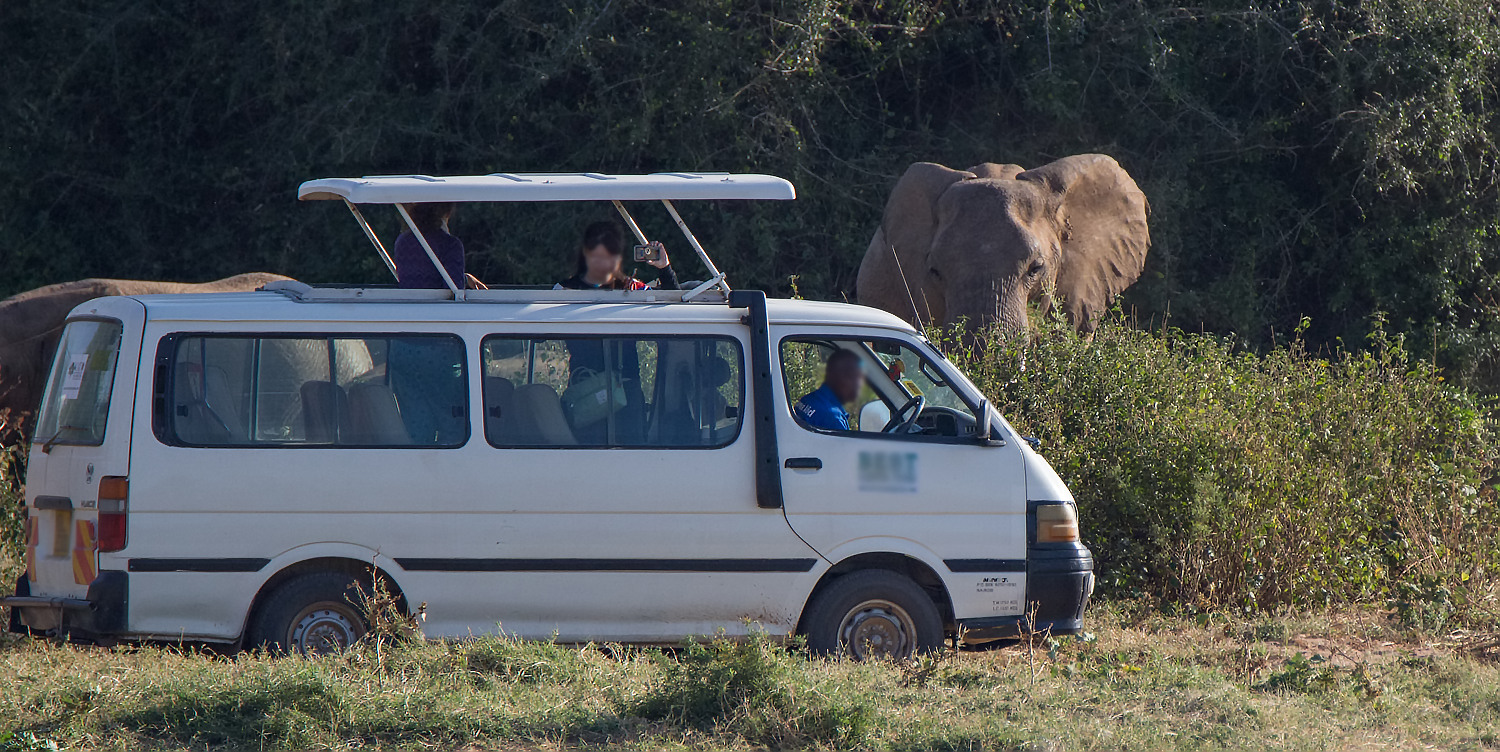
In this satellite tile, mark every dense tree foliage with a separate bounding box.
[3,1,1498,380]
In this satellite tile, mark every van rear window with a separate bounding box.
[482,336,743,448]
[35,319,123,448]
[159,334,467,448]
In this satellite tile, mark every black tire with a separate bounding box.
[800,569,944,659]
[246,572,368,655]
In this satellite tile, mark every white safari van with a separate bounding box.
[5,173,1092,657]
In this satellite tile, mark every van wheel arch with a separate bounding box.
[241,557,408,647]
[797,553,955,637]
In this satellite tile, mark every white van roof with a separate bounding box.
[120,291,917,332]
[297,172,796,204]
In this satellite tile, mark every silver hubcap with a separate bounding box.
[838,598,916,660]
[289,603,362,655]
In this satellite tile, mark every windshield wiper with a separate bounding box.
[40,425,86,454]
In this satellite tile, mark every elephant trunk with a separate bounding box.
[946,275,1030,341]
[996,296,1030,339]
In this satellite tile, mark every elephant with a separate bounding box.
[856,154,1150,336]
[0,273,288,445]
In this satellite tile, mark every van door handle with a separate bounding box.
[784,457,822,470]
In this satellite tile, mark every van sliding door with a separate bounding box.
[395,331,818,642]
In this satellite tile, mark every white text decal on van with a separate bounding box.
[977,576,1024,613]
[857,450,918,493]
[61,354,89,400]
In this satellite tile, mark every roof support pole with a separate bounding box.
[394,203,465,300]
[343,199,399,281]
[610,200,650,245]
[660,199,730,301]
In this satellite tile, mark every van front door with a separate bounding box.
[770,328,1030,621]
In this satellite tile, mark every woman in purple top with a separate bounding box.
[388,202,467,444]
[394,202,465,289]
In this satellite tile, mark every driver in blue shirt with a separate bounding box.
[794,349,865,431]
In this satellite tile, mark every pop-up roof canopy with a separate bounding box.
[297,172,796,302]
[297,172,796,203]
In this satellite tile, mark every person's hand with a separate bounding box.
[646,241,670,269]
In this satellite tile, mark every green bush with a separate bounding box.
[0,447,24,583]
[632,632,874,748]
[946,315,1500,622]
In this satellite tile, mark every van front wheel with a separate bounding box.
[247,572,368,655]
[801,569,943,659]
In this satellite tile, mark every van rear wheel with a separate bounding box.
[248,572,368,655]
[801,569,943,659]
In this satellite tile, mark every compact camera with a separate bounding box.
[633,242,663,263]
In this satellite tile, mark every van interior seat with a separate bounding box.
[695,355,733,424]
[345,383,412,445]
[656,354,734,444]
[301,380,347,444]
[174,362,246,444]
[510,383,577,445]
[483,376,516,442]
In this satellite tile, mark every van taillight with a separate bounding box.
[98,476,129,553]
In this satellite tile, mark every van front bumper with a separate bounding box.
[956,543,1094,643]
[3,572,128,643]
[1025,543,1094,633]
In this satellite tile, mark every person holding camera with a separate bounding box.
[551,221,679,443]
[554,221,679,291]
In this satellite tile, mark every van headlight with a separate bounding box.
[1035,502,1079,543]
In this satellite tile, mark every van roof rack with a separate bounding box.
[297,172,796,303]
[260,279,726,305]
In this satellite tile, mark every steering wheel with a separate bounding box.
[882,395,927,434]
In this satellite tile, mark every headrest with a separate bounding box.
[702,356,732,389]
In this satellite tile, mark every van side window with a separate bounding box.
[35,319,123,448]
[161,334,467,448]
[482,336,742,448]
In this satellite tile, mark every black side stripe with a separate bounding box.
[129,558,270,573]
[945,559,1027,573]
[395,557,818,573]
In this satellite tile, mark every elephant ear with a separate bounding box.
[857,162,972,324]
[1017,154,1150,333]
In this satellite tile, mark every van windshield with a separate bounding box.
[34,319,123,447]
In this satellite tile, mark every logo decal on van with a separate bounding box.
[857,451,917,493]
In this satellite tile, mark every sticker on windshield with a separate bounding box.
[61,354,88,400]
[858,450,917,493]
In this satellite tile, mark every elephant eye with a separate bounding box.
[1026,261,1045,278]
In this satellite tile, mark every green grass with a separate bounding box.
[1,604,1497,750]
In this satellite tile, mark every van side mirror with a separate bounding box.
[975,399,1005,447]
